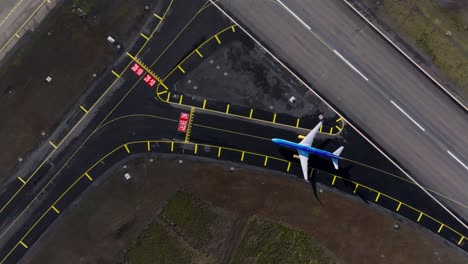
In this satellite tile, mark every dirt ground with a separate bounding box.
[23,157,468,264]
[0,0,150,185]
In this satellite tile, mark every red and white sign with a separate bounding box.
[178,112,190,132]
[131,63,144,76]
[143,74,157,87]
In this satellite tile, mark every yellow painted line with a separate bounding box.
[296,118,300,128]
[458,236,464,245]
[51,205,59,214]
[225,104,230,114]
[241,151,245,161]
[264,156,268,166]
[124,144,130,153]
[177,65,185,73]
[157,90,168,95]
[185,107,195,142]
[329,127,333,134]
[171,141,174,152]
[215,35,221,44]
[336,117,342,122]
[437,224,444,233]
[15,33,20,38]
[178,95,183,104]
[111,70,120,78]
[335,125,342,131]
[319,125,323,132]
[249,109,253,118]
[202,99,207,109]
[154,13,163,20]
[374,192,381,202]
[140,33,149,40]
[417,212,423,222]
[0,0,26,29]
[298,135,305,139]
[194,144,198,154]
[231,25,236,32]
[195,49,203,57]
[166,92,171,102]
[272,113,277,123]
[353,184,359,193]
[19,241,28,249]
[396,202,402,212]
[287,162,291,172]
[147,141,151,152]
[331,175,337,185]
[49,141,57,149]
[17,177,26,184]
[85,173,92,181]
[218,147,222,157]
[80,105,88,113]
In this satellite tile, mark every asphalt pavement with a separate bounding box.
[215,0,468,225]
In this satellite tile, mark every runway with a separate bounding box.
[214,0,468,225]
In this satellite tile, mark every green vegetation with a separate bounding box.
[161,192,219,249]
[231,218,337,264]
[127,222,193,264]
[363,0,468,97]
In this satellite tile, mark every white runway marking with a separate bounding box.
[390,100,425,132]
[276,0,311,30]
[333,50,369,81]
[447,151,468,171]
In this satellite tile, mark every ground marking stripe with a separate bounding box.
[196,49,203,57]
[124,144,130,153]
[147,141,151,152]
[154,13,163,20]
[140,33,149,40]
[85,173,92,181]
[51,205,59,214]
[80,105,88,113]
[19,241,27,249]
[111,70,120,78]
[49,141,57,149]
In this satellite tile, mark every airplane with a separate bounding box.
[272,121,344,182]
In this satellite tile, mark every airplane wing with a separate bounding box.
[298,150,309,182]
[299,121,322,147]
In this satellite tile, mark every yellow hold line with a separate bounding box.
[124,144,130,153]
[49,141,57,149]
[195,49,203,57]
[17,177,26,184]
[111,70,120,78]
[85,172,92,181]
[80,105,88,113]
[51,205,59,214]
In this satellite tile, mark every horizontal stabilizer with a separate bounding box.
[331,146,344,170]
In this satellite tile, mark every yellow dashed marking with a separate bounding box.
[178,95,183,104]
[375,192,381,202]
[80,105,88,113]
[272,113,277,123]
[329,127,334,134]
[218,147,222,157]
[353,184,359,193]
[286,162,291,172]
[331,175,337,185]
[154,13,163,20]
[202,99,207,109]
[124,144,130,153]
[296,118,300,128]
[231,25,236,32]
[51,205,59,214]
[147,141,151,152]
[166,92,171,102]
[396,202,402,212]
[319,125,323,132]
[417,212,423,222]
[15,33,20,38]
[241,151,245,161]
[195,49,203,57]
[263,156,268,166]
[215,35,221,44]
[49,141,57,149]
[19,241,28,249]
[194,144,198,154]
[111,70,120,78]
[85,172,92,181]
[225,104,230,114]
[336,117,342,122]
[249,109,253,118]
[171,141,174,152]
[437,224,444,233]
[177,65,185,73]
[458,236,464,245]
[140,33,149,40]
[335,125,342,131]
[157,90,168,96]
[17,177,26,184]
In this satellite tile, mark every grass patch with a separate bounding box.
[230,217,338,264]
[127,221,193,264]
[161,192,219,249]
